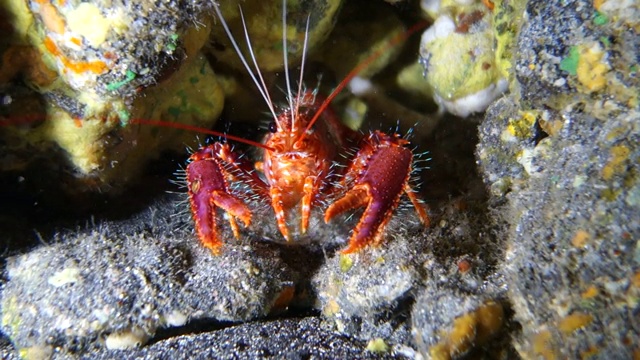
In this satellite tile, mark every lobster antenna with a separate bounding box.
[130,118,273,151]
[282,0,295,132]
[293,13,312,130]
[0,114,275,151]
[212,3,278,123]
[294,20,429,147]
[237,6,278,123]
[0,114,47,126]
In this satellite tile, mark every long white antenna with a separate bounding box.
[294,14,311,130]
[237,6,278,123]
[212,3,278,122]
[282,0,295,132]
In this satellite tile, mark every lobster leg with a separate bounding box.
[187,143,267,253]
[301,175,317,234]
[270,187,291,241]
[268,174,318,240]
[325,131,430,254]
[404,183,431,228]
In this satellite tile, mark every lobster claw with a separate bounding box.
[187,144,253,254]
[324,131,430,254]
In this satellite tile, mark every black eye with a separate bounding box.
[268,121,277,133]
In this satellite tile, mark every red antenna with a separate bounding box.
[0,114,47,126]
[0,115,274,152]
[294,20,429,148]
[130,119,274,151]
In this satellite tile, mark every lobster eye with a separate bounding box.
[268,121,277,133]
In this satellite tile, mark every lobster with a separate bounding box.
[187,2,430,255]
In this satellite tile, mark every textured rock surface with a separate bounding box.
[1,0,223,190]
[72,317,405,360]
[313,219,429,347]
[1,194,301,354]
[418,0,511,117]
[9,0,213,97]
[477,0,640,358]
[479,82,640,358]
[412,292,510,359]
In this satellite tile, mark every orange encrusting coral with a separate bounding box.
[43,36,108,74]
[34,0,66,34]
[482,0,495,11]
[69,37,83,46]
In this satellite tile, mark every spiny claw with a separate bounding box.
[325,131,428,254]
[187,144,254,254]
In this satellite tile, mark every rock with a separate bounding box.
[477,0,640,357]
[419,1,508,117]
[14,0,213,98]
[480,98,640,359]
[1,194,300,354]
[313,215,429,346]
[412,291,506,360]
[74,317,404,360]
[1,105,510,359]
[0,0,223,190]
[515,0,639,108]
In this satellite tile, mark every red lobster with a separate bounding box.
[187,2,430,254]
